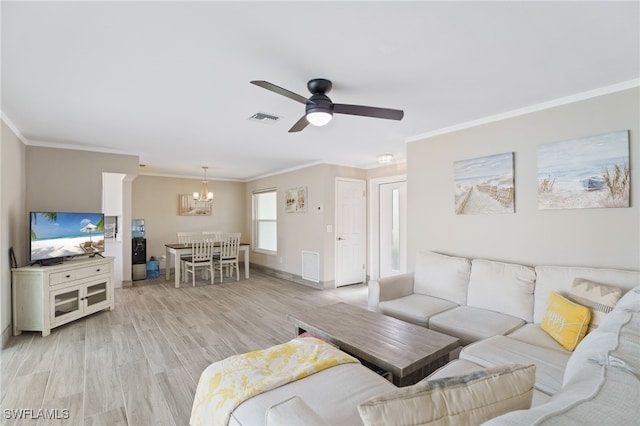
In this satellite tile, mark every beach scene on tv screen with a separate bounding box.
[31,212,105,260]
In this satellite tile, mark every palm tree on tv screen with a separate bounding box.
[96,215,104,231]
[30,212,57,240]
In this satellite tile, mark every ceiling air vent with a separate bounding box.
[249,112,281,124]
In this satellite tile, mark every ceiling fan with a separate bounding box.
[250,78,404,133]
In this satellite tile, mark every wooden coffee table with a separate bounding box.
[288,302,460,387]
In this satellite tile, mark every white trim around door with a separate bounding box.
[368,174,407,281]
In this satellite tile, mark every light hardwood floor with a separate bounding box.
[1,269,368,425]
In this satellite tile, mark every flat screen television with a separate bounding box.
[30,211,105,265]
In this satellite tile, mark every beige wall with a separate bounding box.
[131,175,246,263]
[26,146,140,282]
[1,121,27,344]
[366,161,406,180]
[26,146,139,213]
[407,88,640,270]
[245,164,366,285]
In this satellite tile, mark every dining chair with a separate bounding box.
[213,233,241,283]
[183,235,216,286]
[202,231,221,241]
[176,231,198,277]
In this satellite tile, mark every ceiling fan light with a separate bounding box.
[377,153,394,164]
[306,111,333,126]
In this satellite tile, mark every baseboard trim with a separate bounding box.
[2,323,12,348]
[251,264,333,290]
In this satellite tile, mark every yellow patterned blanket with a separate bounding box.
[189,336,358,426]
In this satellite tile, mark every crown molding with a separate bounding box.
[0,112,28,144]
[406,79,640,143]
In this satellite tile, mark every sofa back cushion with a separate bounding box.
[467,259,536,322]
[533,266,640,324]
[413,251,471,305]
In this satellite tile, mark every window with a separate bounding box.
[253,190,277,253]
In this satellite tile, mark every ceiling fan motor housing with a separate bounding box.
[307,78,332,94]
[306,93,333,115]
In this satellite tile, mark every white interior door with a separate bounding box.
[379,180,407,278]
[335,178,366,287]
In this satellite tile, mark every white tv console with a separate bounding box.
[12,256,114,337]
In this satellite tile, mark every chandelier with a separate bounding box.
[193,166,214,202]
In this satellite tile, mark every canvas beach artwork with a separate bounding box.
[537,131,630,210]
[179,194,213,215]
[454,152,515,215]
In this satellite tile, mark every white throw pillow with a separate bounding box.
[569,278,623,333]
[358,364,535,426]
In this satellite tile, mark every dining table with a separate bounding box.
[165,242,250,288]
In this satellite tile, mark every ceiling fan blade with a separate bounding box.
[333,103,404,121]
[250,80,308,104]
[288,115,310,133]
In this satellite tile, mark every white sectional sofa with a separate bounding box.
[193,252,640,425]
[369,252,639,400]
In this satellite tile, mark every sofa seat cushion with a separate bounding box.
[460,335,571,396]
[230,363,395,426]
[427,359,551,407]
[428,306,525,345]
[506,324,570,352]
[379,294,457,327]
[425,359,487,381]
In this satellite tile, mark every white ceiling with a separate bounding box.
[2,1,639,181]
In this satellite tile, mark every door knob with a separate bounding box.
[337,237,344,240]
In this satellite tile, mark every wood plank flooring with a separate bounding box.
[1,269,368,425]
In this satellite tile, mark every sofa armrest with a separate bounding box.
[368,272,415,311]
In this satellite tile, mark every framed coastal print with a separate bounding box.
[454,152,515,215]
[285,186,307,213]
[178,194,212,216]
[537,130,630,210]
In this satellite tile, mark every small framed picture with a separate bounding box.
[285,186,307,213]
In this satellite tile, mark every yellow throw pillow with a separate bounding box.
[541,291,591,351]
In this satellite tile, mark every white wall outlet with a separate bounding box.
[326,225,333,233]
[279,257,283,264]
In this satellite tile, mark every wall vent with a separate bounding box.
[301,251,320,283]
[249,112,281,124]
